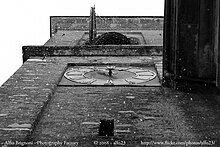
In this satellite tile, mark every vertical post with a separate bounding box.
[163,0,179,88]
[93,6,97,40]
[89,6,97,44]
[214,0,220,87]
[163,0,175,87]
[173,0,179,89]
[163,0,169,86]
[89,7,93,43]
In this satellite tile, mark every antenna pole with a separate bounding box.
[89,6,97,44]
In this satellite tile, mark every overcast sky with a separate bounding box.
[0,0,164,86]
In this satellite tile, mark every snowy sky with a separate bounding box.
[0,0,164,86]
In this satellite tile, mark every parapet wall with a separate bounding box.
[22,45,163,63]
[50,16,164,37]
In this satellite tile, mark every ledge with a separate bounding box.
[22,45,163,63]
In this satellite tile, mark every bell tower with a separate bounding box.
[0,7,164,144]
[1,3,220,146]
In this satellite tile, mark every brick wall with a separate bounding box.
[50,16,164,37]
[0,56,162,142]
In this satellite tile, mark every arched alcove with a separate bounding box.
[93,32,131,45]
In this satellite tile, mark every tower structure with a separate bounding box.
[0,11,163,143]
[1,1,220,145]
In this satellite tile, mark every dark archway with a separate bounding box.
[93,32,131,45]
